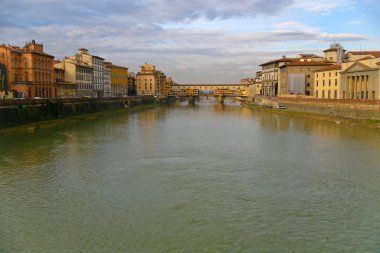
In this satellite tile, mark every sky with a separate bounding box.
[0,0,379,83]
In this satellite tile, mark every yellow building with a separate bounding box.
[164,77,175,96]
[314,65,341,99]
[104,62,128,97]
[136,63,166,96]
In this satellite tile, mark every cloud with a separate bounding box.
[291,0,357,14]
[346,20,363,25]
[0,0,375,83]
[0,0,295,26]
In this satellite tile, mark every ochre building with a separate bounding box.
[0,40,56,98]
[314,65,341,99]
[104,62,129,97]
[136,63,166,97]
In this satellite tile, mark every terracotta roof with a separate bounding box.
[259,58,297,66]
[314,65,341,72]
[323,48,338,52]
[299,54,322,58]
[281,61,333,67]
[105,63,128,70]
[92,55,105,60]
[323,48,346,53]
[348,51,380,57]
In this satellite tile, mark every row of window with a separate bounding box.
[316,79,338,87]
[76,74,92,81]
[76,67,92,74]
[315,90,338,99]
[59,85,76,90]
[316,71,338,78]
[77,83,92,90]
[34,87,54,98]
[93,59,103,66]
[13,72,52,83]
[112,75,128,79]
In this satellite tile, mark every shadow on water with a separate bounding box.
[247,108,380,142]
[0,112,130,170]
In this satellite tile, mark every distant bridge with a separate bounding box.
[172,83,249,97]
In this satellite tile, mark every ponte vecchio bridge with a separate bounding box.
[171,83,249,97]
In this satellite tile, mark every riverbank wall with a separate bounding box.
[0,96,155,128]
[253,96,380,120]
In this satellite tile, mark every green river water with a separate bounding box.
[1,98,380,252]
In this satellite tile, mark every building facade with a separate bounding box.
[70,48,105,97]
[92,55,105,97]
[259,57,295,96]
[54,65,76,97]
[128,72,136,96]
[279,57,333,96]
[0,40,56,98]
[104,66,111,97]
[0,63,11,98]
[245,71,262,99]
[104,62,129,97]
[136,63,166,96]
[323,43,345,64]
[314,65,341,99]
[340,56,380,100]
[164,77,175,96]
[57,57,93,97]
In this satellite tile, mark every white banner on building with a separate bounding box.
[288,74,305,94]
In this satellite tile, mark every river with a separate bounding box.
[1,97,380,252]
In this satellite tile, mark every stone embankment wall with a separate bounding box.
[255,96,380,120]
[0,96,154,128]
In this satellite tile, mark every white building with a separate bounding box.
[75,48,105,97]
[104,67,111,97]
[92,55,105,97]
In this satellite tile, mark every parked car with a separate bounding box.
[276,105,286,109]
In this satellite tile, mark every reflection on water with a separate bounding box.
[1,97,380,253]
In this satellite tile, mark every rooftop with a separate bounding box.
[259,58,296,66]
[281,61,334,67]
[323,48,338,52]
[314,64,341,72]
[348,51,380,57]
